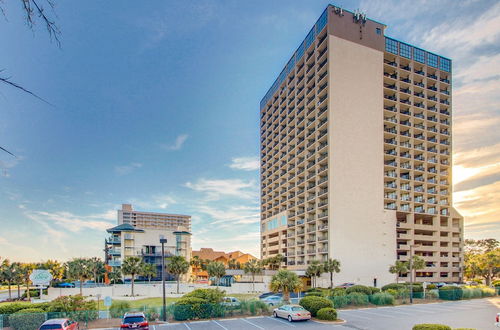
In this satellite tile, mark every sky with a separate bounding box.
[0,0,499,262]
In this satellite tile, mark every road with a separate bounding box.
[0,289,23,301]
[95,297,499,330]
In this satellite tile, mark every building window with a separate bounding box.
[376,28,381,35]
[316,8,328,32]
[414,48,425,63]
[296,42,305,61]
[399,42,412,59]
[440,57,451,72]
[385,38,398,55]
[304,27,316,50]
[428,53,438,68]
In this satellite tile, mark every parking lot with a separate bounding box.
[96,297,499,330]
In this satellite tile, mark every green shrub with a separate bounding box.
[346,285,372,295]
[143,306,160,321]
[470,288,482,298]
[346,292,369,306]
[426,284,437,290]
[305,292,323,297]
[426,290,439,299]
[9,308,46,330]
[47,295,98,322]
[307,287,321,293]
[439,286,463,300]
[386,288,398,296]
[331,288,346,296]
[492,279,500,286]
[21,289,47,299]
[368,286,381,294]
[316,307,337,321]
[412,324,451,330]
[369,292,395,305]
[183,288,225,303]
[109,300,131,318]
[329,295,348,308]
[299,296,333,317]
[0,303,33,315]
[381,283,406,291]
[480,287,495,297]
[462,288,472,299]
[408,283,423,293]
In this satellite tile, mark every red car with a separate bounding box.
[39,318,79,330]
[121,312,149,329]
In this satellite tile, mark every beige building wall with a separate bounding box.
[327,34,396,286]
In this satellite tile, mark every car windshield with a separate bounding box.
[40,325,63,330]
[124,316,145,323]
[291,307,305,311]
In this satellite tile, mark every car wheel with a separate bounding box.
[273,312,278,318]
[288,315,293,322]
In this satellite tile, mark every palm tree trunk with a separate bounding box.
[8,282,12,300]
[26,281,30,300]
[252,274,255,293]
[80,279,83,296]
[177,275,180,294]
[131,276,135,296]
[17,284,20,298]
[330,272,333,288]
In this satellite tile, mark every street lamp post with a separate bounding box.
[160,238,168,321]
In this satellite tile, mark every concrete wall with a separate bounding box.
[327,34,397,287]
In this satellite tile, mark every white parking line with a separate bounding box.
[338,312,370,320]
[386,309,413,315]
[241,318,265,329]
[212,320,228,330]
[184,323,192,330]
[266,316,296,327]
[355,310,398,318]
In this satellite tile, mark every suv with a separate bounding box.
[39,319,79,330]
[121,312,149,329]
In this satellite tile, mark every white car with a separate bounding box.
[496,312,500,327]
[273,305,311,322]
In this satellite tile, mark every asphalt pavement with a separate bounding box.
[89,297,500,330]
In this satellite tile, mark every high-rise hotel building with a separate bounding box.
[259,5,463,285]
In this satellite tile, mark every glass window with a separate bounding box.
[304,27,315,50]
[428,53,438,68]
[399,42,412,59]
[385,38,398,55]
[414,48,425,63]
[296,42,305,62]
[316,8,328,32]
[376,28,381,35]
[440,57,451,72]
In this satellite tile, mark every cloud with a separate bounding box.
[161,134,188,151]
[114,163,142,175]
[229,156,260,171]
[185,178,258,200]
[193,204,260,227]
[25,209,116,233]
[131,194,177,210]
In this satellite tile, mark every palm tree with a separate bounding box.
[167,256,190,294]
[121,256,144,297]
[270,269,303,303]
[88,257,105,283]
[0,259,16,299]
[66,258,92,295]
[243,259,263,292]
[207,261,225,288]
[11,262,23,299]
[141,263,157,283]
[108,267,122,284]
[389,260,409,283]
[20,263,36,300]
[323,258,341,288]
[306,260,323,288]
[228,259,241,270]
[265,254,284,270]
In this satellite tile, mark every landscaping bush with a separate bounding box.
[299,296,333,317]
[0,303,33,315]
[386,288,398,297]
[109,300,131,318]
[316,307,337,321]
[346,292,369,306]
[305,292,323,297]
[368,286,381,294]
[183,288,225,303]
[369,292,395,305]
[470,288,482,298]
[331,288,346,296]
[173,297,225,321]
[143,306,160,321]
[412,324,451,330]
[329,295,348,308]
[21,289,47,299]
[439,286,463,300]
[346,285,372,295]
[307,288,322,293]
[480,287,495,297]
[9,308,45,330]
[492,279,500,287]
[381,283,406,291]
[426,284,437,290]
[426,290,439,299]
[48,296,98,323]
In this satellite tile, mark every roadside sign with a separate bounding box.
[30,269,53,286]
[104,296,112,307]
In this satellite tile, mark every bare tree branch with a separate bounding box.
[0,146,16,157]
[0,70,53,105]
[20,0,61,47]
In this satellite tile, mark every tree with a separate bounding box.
[141,263,157,283]
[270,269,303,303]
[88,257,105,283]
[389,261,409,283]
[66,258,92,295]
[243,259,263,292]
[264,254,284,270]
[207,261,226,288]
[39,259,64,282]
[121,256,144,297]
[20,263,36,300]
[306,260,324,288]
[323,258,341,288]
[167,256,190,294]
[0,259,17,299]
[465,239,500,285]
[228,259,241,270]
[108,267,122,284]
[11,262,23,299]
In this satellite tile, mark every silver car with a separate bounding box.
[273,304,311,322]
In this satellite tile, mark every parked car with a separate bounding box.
[273,305,311,322]
[39,318,79,330]
[436,282,447,288]
[121,312,149,329]
[221,296,241,307]
[56,283,75,288]
[261,295,283,306]
[259,292,276,299]
[496,312,500,327]
[336,282,355,289]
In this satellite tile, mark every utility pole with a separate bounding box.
[160,238,168,321]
